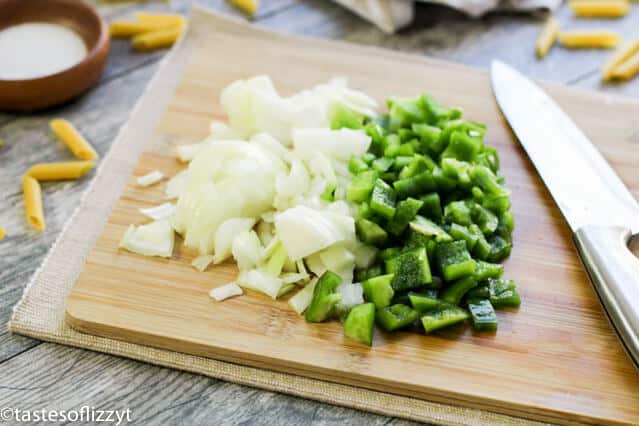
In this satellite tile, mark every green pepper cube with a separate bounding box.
[421,306,469,333]
[487,235,512,262]
[398,154,435,180]
[448,223,479,251]
[436,240,476,282]
[343,303,376,346]
[376,304,420,332]
[472,203,499,235]
[409,215,452,242]
[440,276,478,305]
[419,193,443,223]
[372,157,394,173]
[495,210,515,241]
[329,102,365,130]
[392,156,413,171]
[362,274,395,309]
[387,198,424,236]
[385,247,432,291]
[433,167,457,192]
[441,130,482,162]
[305,271,343,323]
[365,123,385,156]
[346,170,378,203]
[370,178,396,220]
[412,123,442,154]
[355,218,388,247]
[444,200,473,226]
[475,260,504,280]
[467,299,498,331]
[469,165,509,198]
[421,95,464,124]
[393,172,437,198]
[348,156,369,174]
[387,96,427,130]
[357,264,384,282]
[488,279,521,308]
[469,224,491,260]
[409,293,443,312]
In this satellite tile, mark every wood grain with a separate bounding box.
[64,10,639,425]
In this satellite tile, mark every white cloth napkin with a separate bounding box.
[333,0,561,33]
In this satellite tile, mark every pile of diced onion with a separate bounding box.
[120,76,380,315]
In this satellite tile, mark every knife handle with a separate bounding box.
[574,225,639,370]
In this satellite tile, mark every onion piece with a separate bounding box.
[139,203,175,221]
[165,170,188,200]
[209,282,243,301]
[213,217,256,264]
[335,282,364,317]
[137,170,164,187]
[192,254,215,272]
[176,143,204,163]
[293,128,371,161]
[231,230,263,270]
[288,277,318,315]
[281,272,310,285]
[237,268,284,299]
[119,219,174,258]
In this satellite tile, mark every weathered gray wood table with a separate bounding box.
[1,1,637,423]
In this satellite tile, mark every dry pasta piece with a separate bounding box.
[0,227,5,240]
[23,176,45,231]
[231,0,259,17]
[135,13,186,30]
[50,119,98,160]
[611,51,639,80]
[26,161,94,181]
[569,0,629,18]
[109,21,170,37]
[536,17,560,58]
[602,39,639,80]
[559,30,620,49]
[132,27,183,51]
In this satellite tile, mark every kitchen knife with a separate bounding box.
[491,60,639,369]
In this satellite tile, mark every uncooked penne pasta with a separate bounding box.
[109,21,170,37]
[559,30,620,49]
[132,27,183,51]
[23,176,45,231]
[50,119,98,160]
[135,13,186,30]
[0,227,5,240]
[230,0,259,17]
[569,0,630,18]
[602,39,639,80]
[536,17,560,58]
[26,161,94,181]
[611,51,639,80]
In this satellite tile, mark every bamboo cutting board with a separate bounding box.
[66,9,639,425]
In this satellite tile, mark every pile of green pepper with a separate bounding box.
[306,94,521,346]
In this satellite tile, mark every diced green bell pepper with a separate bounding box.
[467,299,498,331]
[488,278,521,308]
[409,293,443,312]
[433,167,457,192]
[356,264,384,282]
[412,123,442,154]
[385,247,432,291]
[362,274,395,309]
[469,165,509,198]
[421,305,469,333]
[436,240,476,281]
[392,156,413,171]
[474,260,504,280]
[348,156,369,174]
[343,303,375,346]
[370,178,397,220]
[444,200,473,226]
[372,157,394,173]
[305,271,343,323]
[387,197,424,236]
[440,276,478,305]
[376,304,420,331]
[419,192,443,223]
[347,170,378,203]
[387,96,427,130]
[441,130,482,162]
[441,158,472,186]
[393,172,437,198]
[487,235,512,262]
[409,215,452,242]
[398,155,435,179]
[469,224,491,260]
[472,203,499,235]
[448,223,479,251]
[355,218,388,247]
[329,102,365,130]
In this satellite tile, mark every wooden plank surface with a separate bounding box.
[1,0,638,423]
[64,10,639,425]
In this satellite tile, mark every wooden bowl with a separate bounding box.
[0,0,110,112]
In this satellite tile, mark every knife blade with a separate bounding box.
[491,60,639,369]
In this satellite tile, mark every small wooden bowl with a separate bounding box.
[0,0,110,112]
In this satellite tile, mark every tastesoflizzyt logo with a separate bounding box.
[1,406,132,424]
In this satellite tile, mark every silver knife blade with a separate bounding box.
[491,60,639,234]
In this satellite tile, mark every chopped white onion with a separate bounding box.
[293,128,371,161]
[137,170,164,187]
[288,278,318,315]
[213,217,256,264]
[335,282,364,317]
[176,143,204,163]
[119,219,174,258]
[139,203,175,221]
[165,170,188,200]
[231,230,263,270]
[237,268,284,299]
[192,254,215,272]
[209,282,243,301]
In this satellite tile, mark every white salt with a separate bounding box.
[0,23,88,80]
